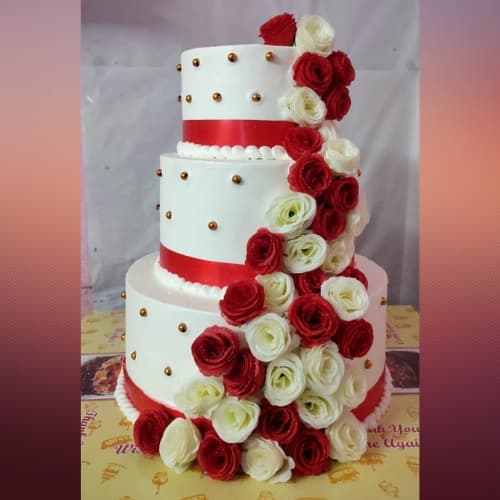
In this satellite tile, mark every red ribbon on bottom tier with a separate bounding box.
[122,360,386,423]
[160,244,257,287]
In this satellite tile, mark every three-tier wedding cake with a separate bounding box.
[115,12,392,483]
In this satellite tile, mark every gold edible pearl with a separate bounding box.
[380,297,387,306]
[364,359,373,369]
[177,95,182,102]
[139,307,148,317]
[120,291,126,299]
[155,203,160,211]
[358,169,362,177]
[192,58,200,67]
[265,51,274,61]
[165,210,172,219]
[130,351,136,360]
[208,221,218,230]
[231,174,242,184]
[227,52,238,62]
[185,94,192,103]
[156,168,162,177]
[176,63,182,71]
[120,332,126,341]
[164,366,173,376]
[180,171,189,180]
[212,92,222,102]
[252,93,261,102]
[178,322,187,333]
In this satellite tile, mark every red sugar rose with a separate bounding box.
[257,401,302,445]
[288,153,333,198]
[288,294,340,347]
[223,349,266,399]
[197,431,241,481]
[340,266,368,289]
[293,52,333,96]
[285,428,330,475]
[335,319,374,359]
[293,268,327,295]
[245,228,284,274]
[259,12,297,46]
[311,203,347,241]
[283,126,323,160]
[133,409,173,455]
[329,176,359,212]
[325,84,351,121]
[192,417,214,438]
[328,50,356,87]
[219,279,266,326]
[191,325,239,376]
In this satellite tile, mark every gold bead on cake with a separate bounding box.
[155,203,160,211]
[212,92,222,102]
[265,51,274,61]
[178,322,187,333]
[139,307,148,317]
[176,63,182,71]
[192,58,200,67]
[231,174,242,184]
[185,94,192,103]
[131,350,137,360]
[156,168,162,177]
[364,359,373,369]
[120,332,126,341]
[180,171,189,180]
[358,169,362,177]
[208,221,218,230]
[165,210,172,219]
[164,366,173,376]
[227,52,238,62]
[177,95,182,102]
[120,291,126,299]
[380,297,387,306]
[252,93,261,102]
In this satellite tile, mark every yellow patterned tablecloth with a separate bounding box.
[81,307,419,500]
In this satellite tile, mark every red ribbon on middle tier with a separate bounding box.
[183,119,297,147]
[160,244,257,287]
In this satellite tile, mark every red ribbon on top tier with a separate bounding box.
[160,244,257,287]
[183,119,297,147]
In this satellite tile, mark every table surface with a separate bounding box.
[81,305,419,500]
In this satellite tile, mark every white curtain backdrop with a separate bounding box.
[81,0,419,312]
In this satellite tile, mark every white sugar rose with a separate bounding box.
[296,389,343,429]
[159,418,200,473]
[266,192,317,238]
[283,232,327,273]
[346,191,370,237]
[256,272,295,314]
[326,411,368,463]
[318,120,338,143]
[264,352,306,407]
[335,369,368,409]
[300,341,345,396]
[321,276,369,321]
[243,313,299,363]
[174,377,224,418]
[323,138,360,176]
[241,435,295,483]
[212,397,260,444]
[296,14,335,56]
[321,234,355,274]
[280,86,326,126]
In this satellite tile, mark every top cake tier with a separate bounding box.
[180,45,298,147]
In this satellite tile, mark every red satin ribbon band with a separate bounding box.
[122,361,386,424]
[183,119,297,147]
[160,244,256,287]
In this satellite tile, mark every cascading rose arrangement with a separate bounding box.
[125,12,385,483]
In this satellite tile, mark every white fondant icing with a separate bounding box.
[159,154,293,264]
[181,45,298,121]
[124,252,387,409]
[177,141,290,160]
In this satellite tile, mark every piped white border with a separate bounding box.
[114,368,140,424]
[177,141,290,161]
